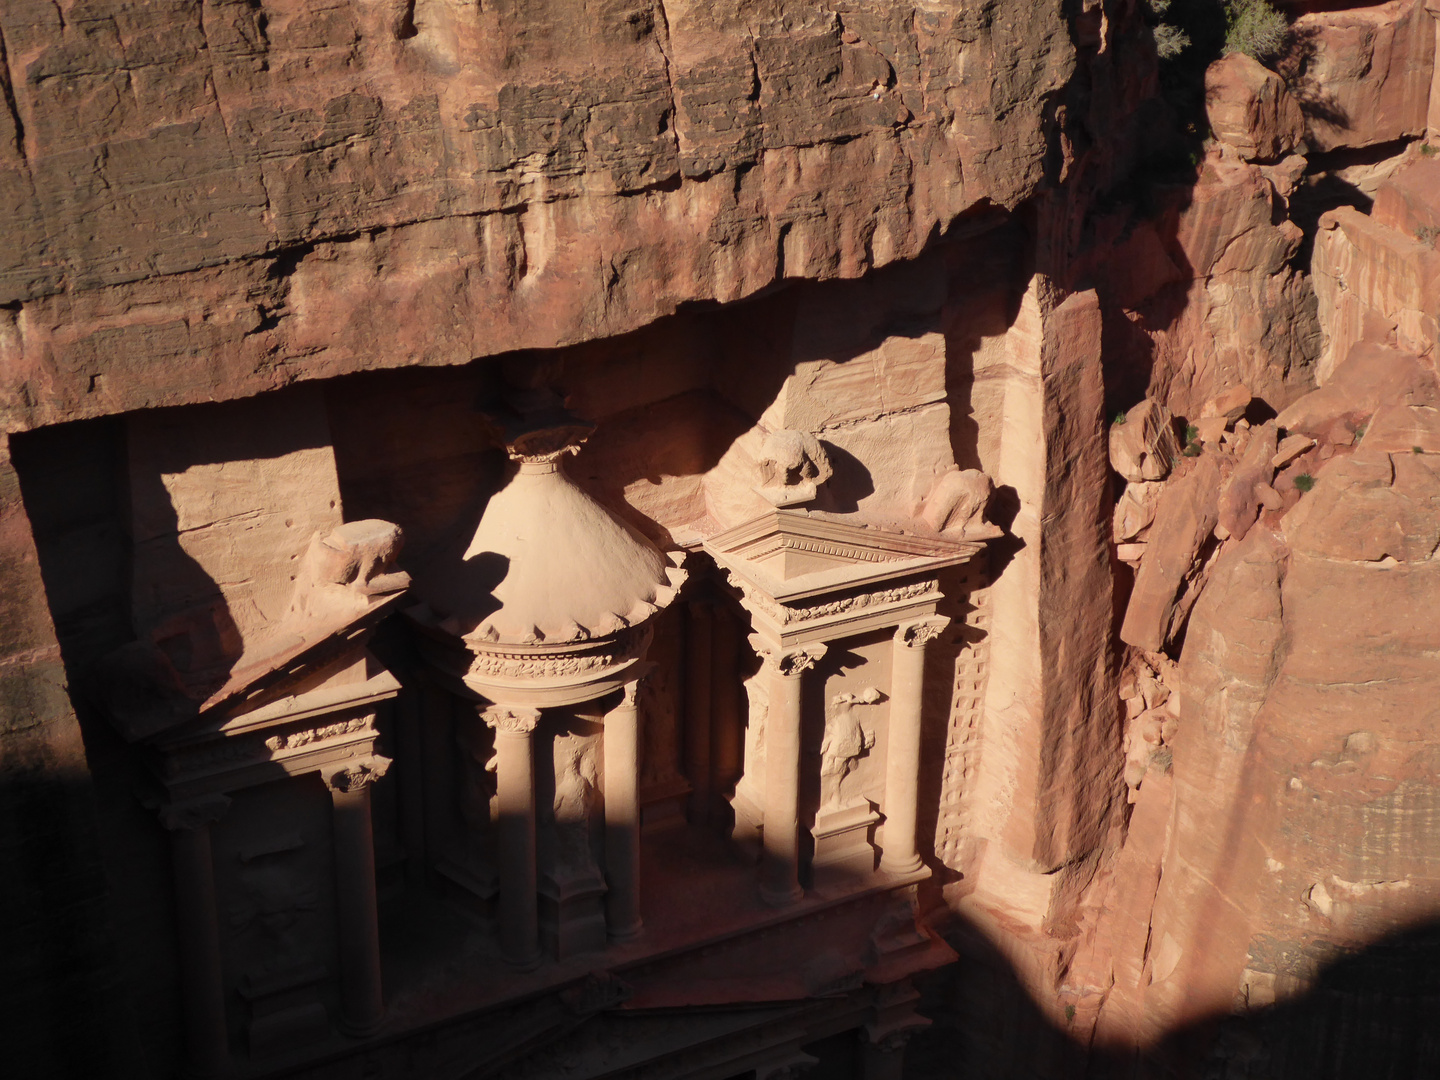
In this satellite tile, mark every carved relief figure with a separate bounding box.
[542,736,602,880]
[229,854,320,978]
[737,666,770,800]
[820,688,881,811]
[919,467,995,536]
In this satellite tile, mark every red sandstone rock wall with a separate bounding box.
[7,1,1440,1077]
[0,0,1083,430]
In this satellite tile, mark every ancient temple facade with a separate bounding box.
[28,273,1035,1079]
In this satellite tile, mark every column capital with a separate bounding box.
[157,794,231,831]
[482,704,542,734]
[864,1026,922,1054]
[614,660,656,710]
[325,755,392,794]
[895,616,950,649]
[750,635,827,677]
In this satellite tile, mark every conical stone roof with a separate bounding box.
[458,444,683,647]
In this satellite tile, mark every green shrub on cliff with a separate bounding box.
[1146,0,1289,63]
[1147,0,1191,58]
[1223,0,1288,62]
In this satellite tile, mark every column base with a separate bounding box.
[501,949,542,972]
[336,1012,384,1040]
[759,881,804,907]
[879,853,925,876]
[607,919,644,944]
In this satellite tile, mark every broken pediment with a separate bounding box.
[99,520,410,744]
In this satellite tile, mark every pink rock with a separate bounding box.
[1372,157,1440,244]
[1288,0,1436,151]
[1284,446,1440,562]
[1272,432,1317,467]
[1217,420,1279,542]
[1276,341,1440,435]
[1204,53,1304,162]
[1109,399,1181,482]
[1200,384,1252,423]
[1120,455,1223,652]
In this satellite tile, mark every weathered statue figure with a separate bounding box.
[544,739,602,879]
[755,428,834,507]
[820,688,881,811]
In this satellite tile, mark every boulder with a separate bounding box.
[1120,455,1223,651]
[1288,0,1436,151]
[1113,480,1165,542]
[1110,399,1180,482]
[1200,384,1253,423]
[1218,420,1280,541]
[1205,53,1304,162]
[1276,341,1440,435]
[1372,157,1440,244]
[1284,447,1440,562]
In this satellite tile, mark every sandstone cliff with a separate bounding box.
[4,1,1440,1078]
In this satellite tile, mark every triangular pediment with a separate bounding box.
[704,510,984,600]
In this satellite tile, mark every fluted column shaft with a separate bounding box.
[325,755,391,1037]
[604,678,644,940]
[881,618,949,875]
[160,796,231,1078]
[484,705,542,968]
[755,638,827,907]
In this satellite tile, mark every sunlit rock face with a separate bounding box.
[0,0,1085,430]
[6,1,1440,1079]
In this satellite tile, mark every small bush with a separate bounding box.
[1415,446,1425,455]
[1417,225,1440,247]
[1224,0,1288,62]
[1113,411,1128,426]
[1354,422,1367,441]
[1295,473,1315,492]
[1421,143,1438,157]
[1154,22,1192,59]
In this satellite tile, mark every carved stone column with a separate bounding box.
[604,678,644,941]
[881,618,949,875]
[159,794,232,1078]
[685,599,714,824]
[754,639,827,906]
[484,704,542,968]
[860,1031,913,1080]
[324,755,391,1037]
[711,607,744,797]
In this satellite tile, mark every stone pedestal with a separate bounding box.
[539,867,610,959]
[239,963,329,1057]
[811,800,880,892]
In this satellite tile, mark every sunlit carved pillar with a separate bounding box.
[880,618,949,875]
[484,704,542,968]
[159,795,232,1078]
[604,677,644,940]
[685,598,715,824]
[324,754,391,1037]
[755,639,827,906]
